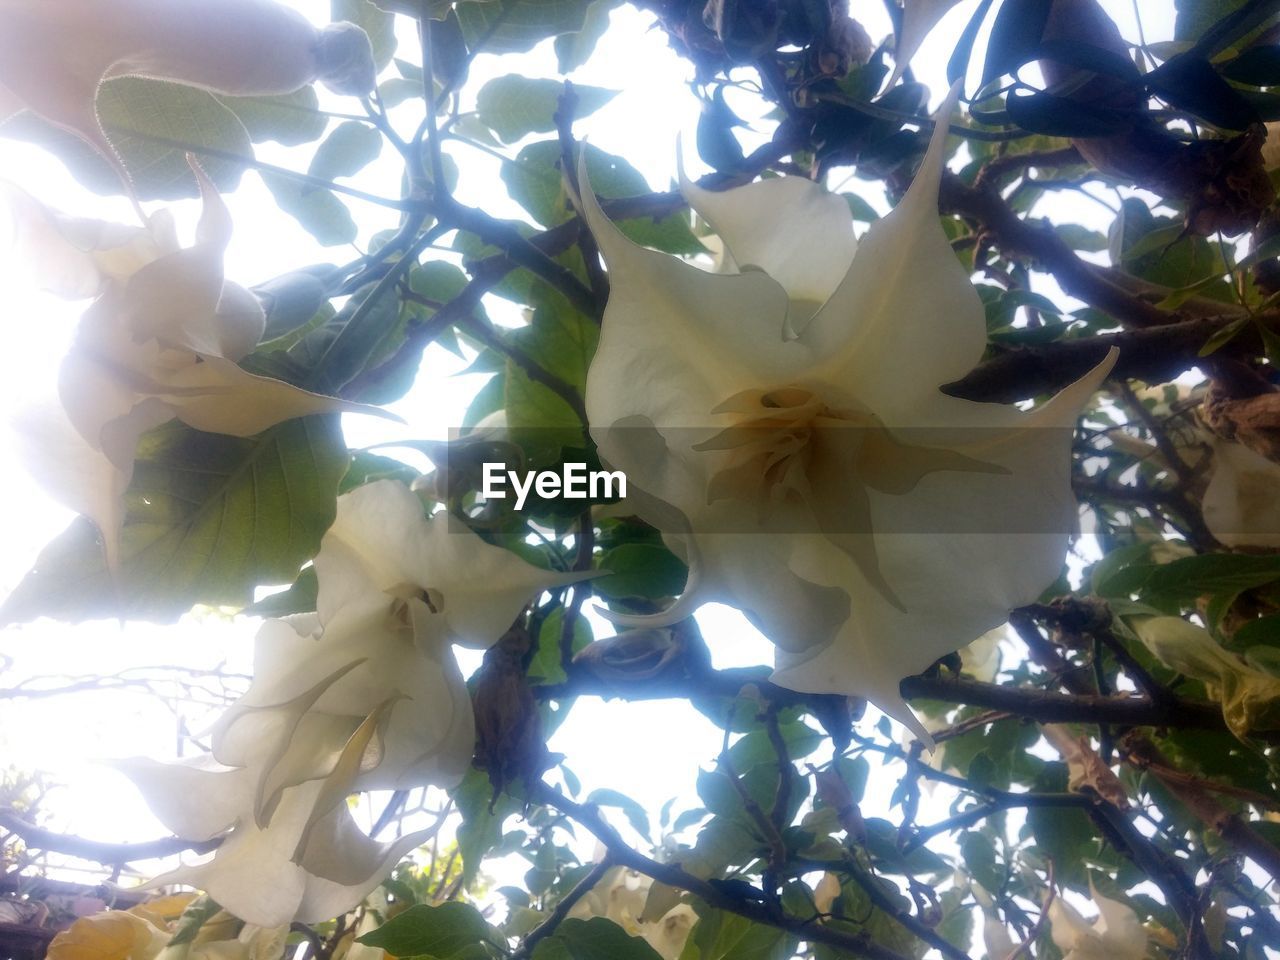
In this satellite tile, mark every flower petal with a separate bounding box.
[159,354,388,436]
[114,754,253,841]
[891,0,963,85]
[807,84,988,420]
[1202,436,1280,548]
[679,167,857,313]
[316,479,591,648]
[0,183,162,298]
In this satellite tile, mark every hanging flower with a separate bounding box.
[568,866,698,960]
[48,910,170,960]
[1131,615,1280,739]
[120,480,586,927]
[1048,886,1148,960]
[0,0,374,176]
[6,165,385,566]
[47,900,288,960]
[1201,435,1280,549]
[580,87,1115,737]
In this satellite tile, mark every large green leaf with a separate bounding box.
[532,918,663,960]
[456,0,595,54]
[1174,0,1249,42]
[476,75,617,143]
[216,88,328,146]
[1,78,253,199]
[309,121,384,180]
[358,902,494,957]
[0,417,349,625]
[260,170,359,246]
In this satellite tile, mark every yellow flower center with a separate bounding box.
[693,385,1008,609]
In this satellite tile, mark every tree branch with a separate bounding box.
[0,810,218,864]
[532,784,930,960]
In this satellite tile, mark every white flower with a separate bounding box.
[580,87,1115,737]
[121,480,586,927]
[960,626,1004,683]
[1048,887,1147,960]
[568,867,697,960]
[6,166,384,566]
[0,0,374,174]
[892,1,963,85]
[1201,435,1280,548]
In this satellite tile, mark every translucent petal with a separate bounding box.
[891,0,963,84]
[680,167,857,311]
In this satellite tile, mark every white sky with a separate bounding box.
[0,0,1180,923]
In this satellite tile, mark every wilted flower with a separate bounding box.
[6,166,382,566]
[568,866,697,960]
[48,900,287,960]
[0,0,374,177]
[580,88,1115,737]
[1201,435,1280,548]
[1048,886,1147,960]
[121,480,585,926]
[1132,615,1280,738]
[48,909,170,960]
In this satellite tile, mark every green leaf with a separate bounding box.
[260,170,358,246]
[0,417,349,625]
[217,88,328,146]
[308,121,384,180]
[539,918,663,960]
[2,78,253,199]
[477,75,618,143]
[456,0,595,54]
[528,606,592,684]
[692,909,794,960]
[503,140,703,254]
[358,902,493,956]
[453,766,519,886]
[1174,0,1248,44]
[960,831,1002,893]
[595,544,689,601]
[332,0,398,69]
[842,193,880,222]
[728,722,822,770]
[1005,90,1132,137]
[586,788,652,838]
[554,0,619,73]
[381,76,425,108]
[1221,45,1280,86]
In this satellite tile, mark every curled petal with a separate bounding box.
[114,754,253,841]
[0,183,167,298]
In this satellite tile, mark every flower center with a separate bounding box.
[693,384,1008,609]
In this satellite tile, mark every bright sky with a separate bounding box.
[0,0,1176,909]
